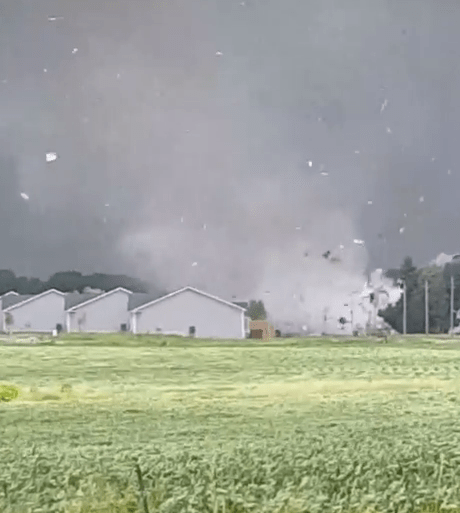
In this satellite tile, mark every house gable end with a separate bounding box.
[66,287,133,312]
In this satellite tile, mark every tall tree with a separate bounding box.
[247,300,267,320]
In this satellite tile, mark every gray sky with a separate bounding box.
[1,0,460,329]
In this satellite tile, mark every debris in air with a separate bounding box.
[367,200,373,205]
[330,257,341,263]
[380,99,388,113]
[304,251,308,257]
[399,227,405,234]
[180,217,184,223]
[339,244,345,250]
[203,224,207,230]
[386,127,392,134]
[72,48,78,55]
[419,196,424,202]
[322,250,331,260]
[48,16,64,21]
[104,203,110,207]
[308,161,313,167]
[355,150,360,154]
[353,239,365,246]
[448,169,452,175]
[320,172,329,176]
[20,193,29,201]
[216,51,223,56]
[46,152,57,162]
[43,69,48,73]
[192,262,198,267]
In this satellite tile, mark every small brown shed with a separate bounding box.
[249,320,276,340]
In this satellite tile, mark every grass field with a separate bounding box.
[2,334,460,512]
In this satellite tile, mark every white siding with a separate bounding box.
[68,290,131,332]
[133,289,244,339]
[4,292,65,332]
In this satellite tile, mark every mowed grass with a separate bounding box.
[2,335,460,512]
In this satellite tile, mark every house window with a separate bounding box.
[189,326,196,337]
[120,324,127,332]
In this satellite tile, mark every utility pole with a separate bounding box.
[402,280,407,335]
[451,275,455,335]
[425,280,429,335]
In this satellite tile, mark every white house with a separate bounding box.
[2,289,66,332]
[129,286,247,339]
[65,287,133,332]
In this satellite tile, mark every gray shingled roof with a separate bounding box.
[128,292,165,311]
[2,294,33,309]
[65,292,101,310]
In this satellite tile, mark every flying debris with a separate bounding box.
[103,217,107,224]
[419,196,424,202]
[353,239,365,246]
[386,127,392,134]
[448,169,452,175]
[295,226,301,230]
[399,227,405,234]
[20,193,29,201]
[380,99,388,113]
[46,152,57,163]
[308,161,313,167]
[43,69,48,73]
[431,157,436,162]
[192,262,198,267]
[320,172,329,176]
[403,213,407,218]
[216,51,223,56]
[48,16,64,21]
[339,244,345,250]
[72,48,78,55]
[104,203,110,207]
[354,150,360,154]
[367,200,373,205]
[203,224,207,230]
[302,325,307,331]
[322,250,331,259]
[180,217,184,223]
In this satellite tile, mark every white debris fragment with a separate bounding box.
[399,227,405,234]
[116,73,121,79]
[104,203,110,207]
[192,262,198,267]
[367,200,373,205]
[308,161,313,167]
[353,239,365,246]
[380,98,388,113]
[302,325,307,331]
[216,51,223,56]
[48,16,63,21]
[103,217,107,224]
[419,196,424,202]
[339,244,345,250]
[295,226,301,230]
[354,150,360,154]
[72,48,78,54]
[46,152,57,162]
[180,217,184,223]
[320,172,329,176]
[203,224,207,230]
[404,213,407,218]
[386,127,392,134]
[43,68,48,73]
[448,169,452,175]
[20,193,29,201]
[431,157,436,162]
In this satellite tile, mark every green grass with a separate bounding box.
[2,335,460,512]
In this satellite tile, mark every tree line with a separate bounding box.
[379,256,460,334]
[0,270,152,295]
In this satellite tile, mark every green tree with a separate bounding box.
[247,300,267,320]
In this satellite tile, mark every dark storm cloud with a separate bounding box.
[1,0,460,331]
